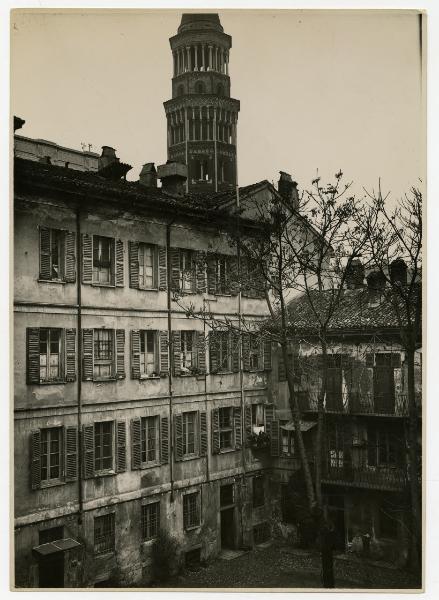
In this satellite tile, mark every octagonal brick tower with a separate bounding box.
[163,13,240,193]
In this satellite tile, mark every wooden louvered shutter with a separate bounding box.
[82,328,94,381]
[64,231,76,283]
[160,417,169,464]
[116,329,125,379]
[196,332,206,374]
[174,414,183,461]
[209,332,219,374]
[234,407,243,449]
[65,328,76,382]
[196,251,207,293]
[229,256,239,295]
[263,339,272,371]
[65,426,78,481]
[211,408,220,454]
[159,331,169,376]
[131,330,141,379]
[265,403,274,437]
[278,352,286,381]
[270,420,280,457]
[27,327,40,384]
[242,333,250,372]
[31,430,41,490]
[245,404,252,435]
[199,411,208,456]
[128,241,140,289]
[231,331,240,373]
[172,331,181,376]
[131,417,142,470]
[83,424,95,479]
[207,254,216,294]
[82,233,93,284]
[170,248,180,291]
[39,227,51,280]
[115,239,124,287]
[116,420,127,472]
[158,246,167,291]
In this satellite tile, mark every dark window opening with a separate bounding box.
[220,484,234,507]
[253,475,265,508]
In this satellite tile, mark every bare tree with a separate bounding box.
[356,182,422,574]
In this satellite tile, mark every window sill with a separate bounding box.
[139,375,160,381]
[92,377,117,383]
[218,447,239,454]
[94,551,115,559]
[35,380,66,386]
[90,282,116,288]
[181,454,201,463]
[39,479,65,489]
[139,461,160,470]
[37,278,66,285]
[137,287,159,292]
[184,524,201,532]
[94,470,116,478]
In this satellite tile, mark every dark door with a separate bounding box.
[374,354,395,414]
[220,508,235,549]
[39,554,64,588]
[327,495,346,551]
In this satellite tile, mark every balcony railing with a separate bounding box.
[299,392,421,417]
[322,462,406,491]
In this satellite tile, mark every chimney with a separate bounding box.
[139,163,157,188]
[366,270,386,306]
[278,171,299,211]
[345,259,365,290]
[390,258,407,287]
[157,161,187,195]
[98,146,132,180]
[14,116,25,132]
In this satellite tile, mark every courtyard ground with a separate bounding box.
[162,541,421,590]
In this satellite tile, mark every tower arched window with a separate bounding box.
[195,81,205,94]
[216,84,224,97]
[177,84,184,97]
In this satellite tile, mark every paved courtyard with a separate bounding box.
[162,541,420,590]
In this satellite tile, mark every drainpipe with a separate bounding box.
[203,298,210,484]
[166,222,175,501]
[76,207,83,525]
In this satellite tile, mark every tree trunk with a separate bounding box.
[406,346,422,575]
[315,334,328,509]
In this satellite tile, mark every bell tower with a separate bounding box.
[164,13,240,193]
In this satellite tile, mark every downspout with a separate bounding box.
[76,207,83,524]
[203,298,210,484]
[166,222,175,501]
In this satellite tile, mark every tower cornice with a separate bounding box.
[164,95,240,113]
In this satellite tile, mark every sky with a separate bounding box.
[10,9,424,200]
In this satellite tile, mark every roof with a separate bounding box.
[13,158,271,227]
[178,13,223,34]
[285,287,421,334]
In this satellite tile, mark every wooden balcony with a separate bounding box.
[299,392,421,418]
[322,463,406,491]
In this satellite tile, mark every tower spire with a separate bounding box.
[163,13,240,192]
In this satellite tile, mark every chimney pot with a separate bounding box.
[366,270,386,306]
[278,171,299,211]
[157,161,187,195]
[139,163,157,188]
[390,258,407,287]
[345,259,364,289]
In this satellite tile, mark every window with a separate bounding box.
[141,416,159,464]
[39,328,62,382]
[180,250,196,292]
[94,422,113,473]
[138,243,157,289]
[210,331,231,372]
[253,475,265,507]
[219,407,234,450]
[93,329,114,379]
[40,427,63,483]
[281,423,294,457]
[180,331,195,373]
[93,235,113,284]
[140,331,158,376]
[40,228,65,280]
[94,513,115,555]
[183,492,200,529]
[195,81,205,94]
[141,501,160,541]
[252,404,265,433]
[328,425,344,468]
[220,484,234,507]
[367,427,398,468]
[249,335,262,371]
[183,411,197,456]
[216,256,229,294]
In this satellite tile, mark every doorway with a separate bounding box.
[38,526,64,588]
[220,508,235,549]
